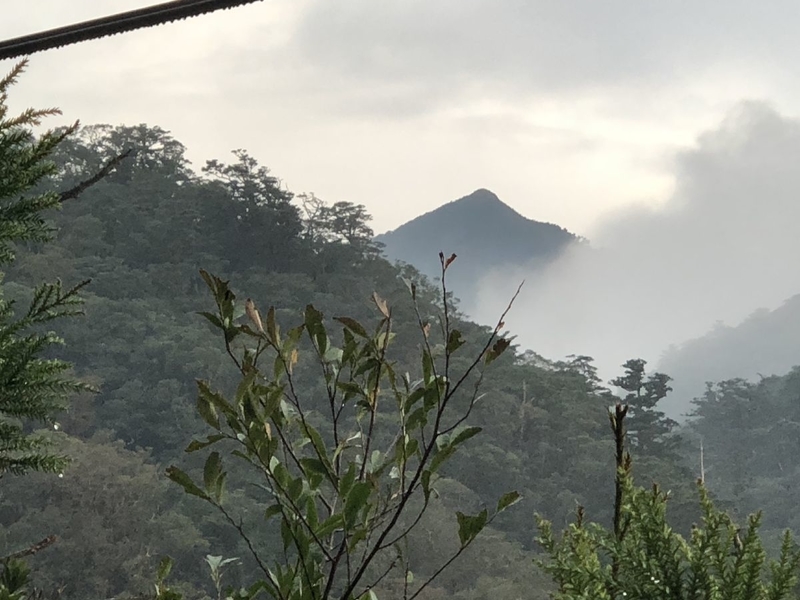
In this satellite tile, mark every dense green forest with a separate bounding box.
[5,105,800,597]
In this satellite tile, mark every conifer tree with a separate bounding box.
[610,358,678,459]
[0,60,89,478]
[536,401,800,600]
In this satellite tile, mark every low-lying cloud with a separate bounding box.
[474,101,800,407]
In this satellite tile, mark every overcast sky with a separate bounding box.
[6,0,800,237]
[475,100,800,402]
[7,2,800,393]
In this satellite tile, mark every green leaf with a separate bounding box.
[449,426,482,449]
[456,509,488,547]
[197,380,233,422]
[429,445,456,474]
[316,514,344,538]
[199,269,218,294]
[288,476,304,502]
[280,517,293,551]
[403,387,426,412]
[263,386,283,420]
[300,458,330,478]
[446,329,465,354]
[185,434,225,453]
[422,349,434,385]
[196,392,220,430]
[496,491,521,513]
[166,466,208,500]
[323,346,344,364]
[340,463,357,497]
[337,380,364,399]
[266,306,279,344]
[235,369,257,407]
[344,481,372,525]
[306,495,319,529]
[305,304,328,354]
[334,316,369,338]
[156,556,174,581]
[287,324,306,344]
[264,504,283,520]
[406,406,429,431]
[376,331,396,348]
[204,451,223,492]
[404,438,419,458]
[485,338,511,365]
[421,470,432,502]
[305,425,333,475]
[197,311,223,329]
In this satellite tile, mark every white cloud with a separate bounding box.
[3,1,800,236]
[474,102,800,395]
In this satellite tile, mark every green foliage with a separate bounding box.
[0,560,32,600]
[166,259,519,599]
[536,401,800,600]
[686,368,800,539]
[0,60,88,478]
[0,432,209,598]
[610,359,678,459]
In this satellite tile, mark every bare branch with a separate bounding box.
[58,148,132,203]
[1,534,57,562]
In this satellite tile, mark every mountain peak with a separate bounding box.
[383,189,524,236]
[448,188,523,215]
[462,188,502,202]
[375,190,577,313]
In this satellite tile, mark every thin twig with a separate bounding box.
[445,281,523,402]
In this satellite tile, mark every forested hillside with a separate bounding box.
[5,122,800,599]
[660,295,800,417]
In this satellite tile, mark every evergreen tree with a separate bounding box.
[610,359,678,459]
[0,60,88,477]
[536,403,800,600]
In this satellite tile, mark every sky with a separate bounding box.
[6,0,800,237]
[474,100,800,408]
[6,1,800,398]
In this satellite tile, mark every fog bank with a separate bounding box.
[474,102,800,410]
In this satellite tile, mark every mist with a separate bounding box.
[473,101,800,410]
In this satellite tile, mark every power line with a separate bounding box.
[0,0,262,61]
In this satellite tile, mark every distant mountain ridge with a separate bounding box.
[658,293,800,417]
[376,189,578,313]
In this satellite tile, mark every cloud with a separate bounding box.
[473,101,800,404]
[5,1,799,238]
[288,0,800,116]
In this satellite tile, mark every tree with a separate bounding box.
[202,150,306,273]
[535,402,800,600]
[0,60,89,478]
[609,359,678,459]
[0,432,210,599]
[166,256,523,600]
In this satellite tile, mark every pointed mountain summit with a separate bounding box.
[376,189,577,312]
